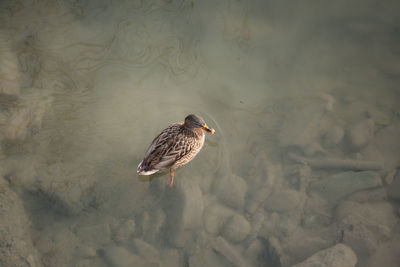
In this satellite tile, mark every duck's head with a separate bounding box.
[184,114,215,134]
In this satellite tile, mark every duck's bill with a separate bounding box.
[203,125,215,134]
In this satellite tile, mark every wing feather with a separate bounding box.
[139,123,196,172]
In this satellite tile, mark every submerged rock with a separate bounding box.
[348,119,375,150]
[214,174,248,210]
[335,200,397,255]
[203,203,233,235]
[102,246,144,267]
[189,248,232,267]
[291,243,357,267]
[133,238,159,263]
[310,171,382,203]
[322,124,344,148]
[212,237,250,267]
[221,214,251,243]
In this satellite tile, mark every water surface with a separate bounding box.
[0,1,399,266]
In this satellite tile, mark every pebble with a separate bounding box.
[291,243,357,267]
[133,238,159,263]
[103,246,144,267]
[322,124,344,148]
[221,214,251,243]
[348,119,375,149]
[310,171,382,204]
[189,248,231,267]
[77,245,97,258]
[203,203,233,235]
[212,237,250,267]
[335,201,397,255]
[245,211,264,243]
[214,174,248,210]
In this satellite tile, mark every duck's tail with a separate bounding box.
[137,160,159,175]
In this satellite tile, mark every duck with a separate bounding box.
[137,114,215,186]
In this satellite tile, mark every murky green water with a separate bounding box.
[1,0,400,266]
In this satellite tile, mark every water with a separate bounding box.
[0,0,399,266]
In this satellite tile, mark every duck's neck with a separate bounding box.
[182,125,204,139]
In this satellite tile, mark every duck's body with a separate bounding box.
[137,114,215,186]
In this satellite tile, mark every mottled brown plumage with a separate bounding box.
[137,114,215,186]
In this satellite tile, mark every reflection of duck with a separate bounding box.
[137,114,215,186]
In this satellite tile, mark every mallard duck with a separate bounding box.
[137,114,215,186]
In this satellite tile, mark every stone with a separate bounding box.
[214,174,248,210]
[203,203,233,235]
[335,201,397,255]
[212,237,250,267]
[341,222,377,255]
[221,214,251,243]
[310,171,382,203]
[322,124,344,148]
[189,248,231,267]
[264,189,301,213]
[245,211,264,243]
[388,170,400,200]
[347,187,387,203]
[348,119,375,149]
[76,245,97,258]
[102,246,144,267]
[367,106,391,126]
[133,238,159,263]
[336,201,397,230]
[291,243,357,267]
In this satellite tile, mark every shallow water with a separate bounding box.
[0,0,400,266]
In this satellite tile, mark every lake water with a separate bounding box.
[0,0,399,266]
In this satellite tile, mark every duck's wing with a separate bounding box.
[140,123,190,171]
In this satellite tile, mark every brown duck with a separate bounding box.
[137,114,215,186]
